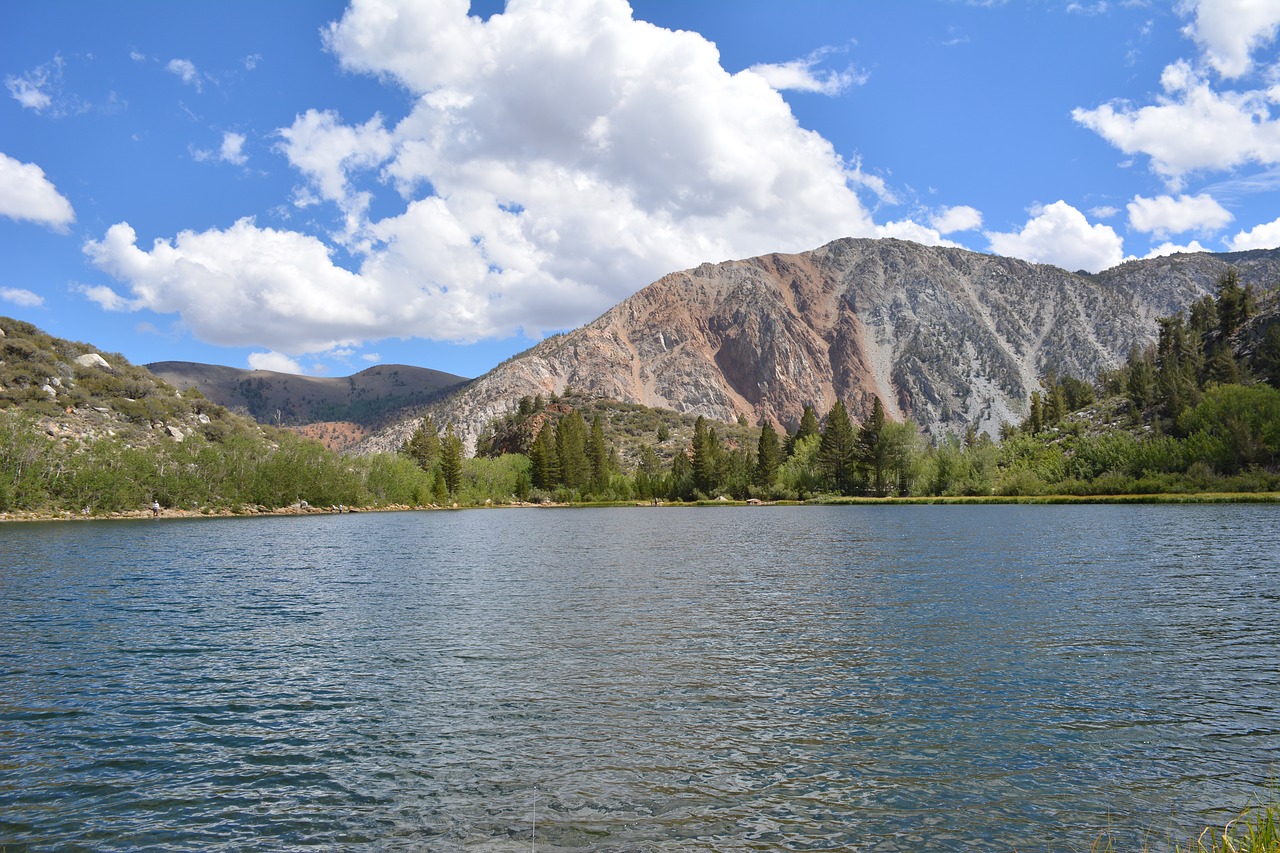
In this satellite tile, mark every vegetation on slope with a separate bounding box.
[0,317,437,515]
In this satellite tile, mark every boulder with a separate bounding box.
[75,352,111,370]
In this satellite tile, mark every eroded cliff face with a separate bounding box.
[358,239,1280,454]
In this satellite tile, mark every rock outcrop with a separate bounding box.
[357,239,1280,453]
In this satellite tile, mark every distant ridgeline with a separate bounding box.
[3,259,1279,515]
[145,361,469,430]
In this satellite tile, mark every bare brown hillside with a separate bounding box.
[146,362,467,428]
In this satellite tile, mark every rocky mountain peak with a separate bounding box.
[357,239,1280,455]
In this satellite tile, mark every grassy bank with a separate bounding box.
[1097,797,1280,852]
[5,490,1280,522]
[810,491,1280,506]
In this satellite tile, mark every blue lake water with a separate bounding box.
[2,505,1278,851]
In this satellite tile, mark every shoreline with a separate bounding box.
[4,490,1278,523]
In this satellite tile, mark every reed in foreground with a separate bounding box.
[1084,799,1280,853]
[1175,798,1280,853]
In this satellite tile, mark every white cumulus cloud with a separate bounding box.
[1180,0,1280,78]
[76,282,142,312]
[874,219,961,248]
[84,219,374,353]
[90,0,878,355]
[0,287,45,307]
[0,151,76,231]
[985,201,1125,272]
[930,205,983,234]
[1228,216,1280,250]
[248,351,306,374]
[1126,192,1232,237]
[1072,60,1280,185]
[1144,240,1210,258]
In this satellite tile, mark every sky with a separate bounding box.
[3,0,1280,380]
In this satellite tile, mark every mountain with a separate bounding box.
[146,362,467,432]
[357,238,1280,455]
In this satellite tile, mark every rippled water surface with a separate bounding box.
[2,505,1279,851]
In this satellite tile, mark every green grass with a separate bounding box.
[1175,799,1280,853]
[1079,798,1280,853]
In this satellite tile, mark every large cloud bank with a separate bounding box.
[86,0,875,355]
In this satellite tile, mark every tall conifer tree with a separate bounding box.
[587,414,609,495]
[555,411,589,491]
[855,397,888,496]
[755,422,781,488]
[817,400,857,494]
[440,424,464,497]
[528,421,560,490]
[691,416,721,495]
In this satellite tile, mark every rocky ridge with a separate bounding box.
[351,239,1280,454]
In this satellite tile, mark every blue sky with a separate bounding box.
[3,0,1280,379]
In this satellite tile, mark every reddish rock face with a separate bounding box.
[360,239,1280,454]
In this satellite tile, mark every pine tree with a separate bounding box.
[1126,345,1155,414]
[1025,391,1044,435]
[796,405,821,442]
[755,422,781,488]
[1255,324,1280,388]
[1217,267,1245,339]
[555,411,589,491]
[634,445,661,500]
[691,416,721,495]
[668,447,694,500]
[817,400,858,494]
[1205,346,1241,386]
[854,397,889,496]
[1043,372,1067,425]
[1156,316,1198,419]
[587,414,609,495]
[788,405,821,456]
[400,417,441,472]
[440,424,464,497]
[528,421,560,490]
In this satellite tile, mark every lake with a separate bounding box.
[2,505,1278,851]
